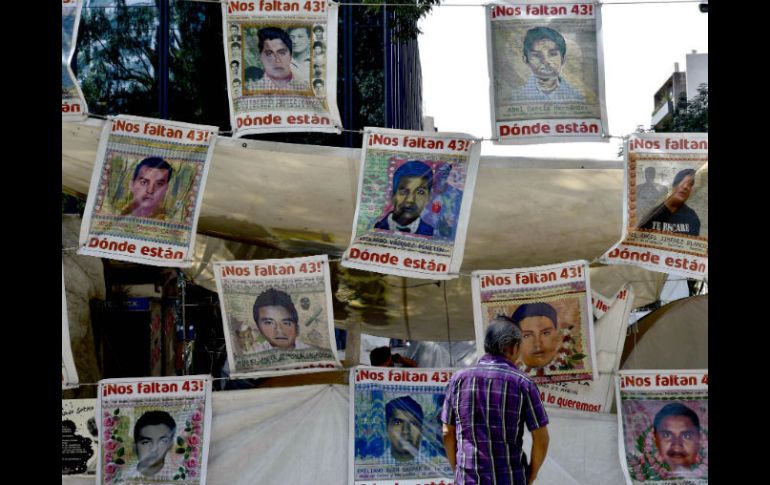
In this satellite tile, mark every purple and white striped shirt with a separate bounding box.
[441,354,548,485]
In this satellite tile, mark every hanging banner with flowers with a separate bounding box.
[616,370,708,484]
[538,284,633,413]
[342,127,481,279]
[486,0,608,144]
[77,116,217,267]
[600,133,708,279]
[62,261,79,390]
[223,0,342,135]
[350,366,455,485]
[96,375,213,485]
[471,260,597,384]
[214,256,342,378]
[62,0,88,120]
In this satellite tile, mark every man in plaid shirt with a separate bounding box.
[441,317,550,484]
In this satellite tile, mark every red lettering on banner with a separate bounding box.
[369,133,400,147]
[88,237,137,254]
[221,265,251,277]
[620,375,651,388]
[607,248,661,264]
[103,383,134,396]
[228,1,255,13]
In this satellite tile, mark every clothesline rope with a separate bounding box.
[76,112,627,141]
[62,245,696,284]
[80,0,705,8]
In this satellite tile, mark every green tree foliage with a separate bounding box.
[76,1,159,116]
[670,83,708,133]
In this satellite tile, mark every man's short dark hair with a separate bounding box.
[231,60,240,67]
[133,157,172,183]
[313,25,324,33]
[653,403,701,433]
[392,161,433,196]
[484,316,522,356]
[313,79,324,87]
[133,410,176,443]
[253,288,298,325]
[672,168,697,187]
[370,346,392,366]
[511,302,558,328]
[523,27,567,62]
[258,27,293,54]
[313,41,324,49]
[386,396,424,427]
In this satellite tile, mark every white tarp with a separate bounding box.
[62,261,79,390]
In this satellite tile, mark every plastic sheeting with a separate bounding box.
[524,408,627,485]
[621,295,708,370]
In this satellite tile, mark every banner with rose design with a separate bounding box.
[615,370,708,484]
[96,375,213,485]
[471,260,598,385]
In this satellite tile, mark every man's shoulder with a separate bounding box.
[374,214,391,229]
[452,360,535,384]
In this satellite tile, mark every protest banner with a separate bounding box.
[487,0,608,144]
[62,0,88,120]
[78,116,217,267]
[616,370,708,484]
[342,127,481,279]
[601,133,708,279]
[472,260,597,384]
[224,0,342,135]
[97,375,213,485]
[63,398,98,475]
[538,285,633,413]
[215,255,342,378]
[350,366,454,485]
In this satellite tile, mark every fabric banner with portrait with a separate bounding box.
[538,284,633,413]
[486,0,608,144]
[616,370,708,484]
[342,127,481,279]
[96,375,213,485]
[63,261,79,390]
[62,0,88,121]
[350,366,454,485]
[601,133,708,279]
[223,0,342,135]
[214,256,342,378]
[77,116,217,267]
[63,398,98,476]
[471,260,597,384]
